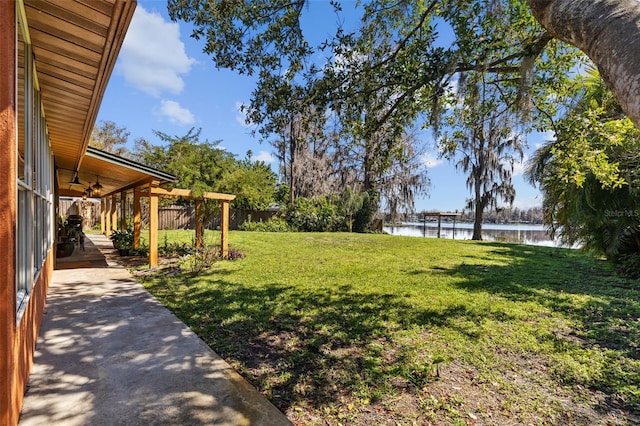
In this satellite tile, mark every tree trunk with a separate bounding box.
[472,178,483,240]
[527,0,640,128]
[288,124,296,204]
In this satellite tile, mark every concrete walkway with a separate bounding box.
[19,234,292,426]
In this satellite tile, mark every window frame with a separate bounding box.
[16,1,54,322]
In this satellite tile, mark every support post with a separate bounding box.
[100,197,105,234]
[105,197,111,236]
[149,185,159,267]
[195,199,203,250]
[452,216,456,240]
[220,200,230,259]
[110,195,117,236]
[133,188,141,250]
[120,190,126,231]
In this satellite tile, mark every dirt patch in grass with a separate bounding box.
[235,329,634,426]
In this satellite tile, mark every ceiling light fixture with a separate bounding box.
[67,171,83,186]
[85,183,93,198]
[92,176,103,196]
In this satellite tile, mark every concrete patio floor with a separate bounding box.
[19,234,292,426]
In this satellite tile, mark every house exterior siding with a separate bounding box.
[1,1,55,423]
[0,2,20,423]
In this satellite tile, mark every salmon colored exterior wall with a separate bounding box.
[9,255,52,425]
[0,2,53,424]
[0,2,19,423]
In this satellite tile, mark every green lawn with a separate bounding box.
[138,231,640,425]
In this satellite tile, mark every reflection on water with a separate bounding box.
[384,222,572,248]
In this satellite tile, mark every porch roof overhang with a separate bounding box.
[58,146,177,198]
[22,0,150,194]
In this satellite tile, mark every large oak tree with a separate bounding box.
[527,0,640,128]
[168,0,640,220]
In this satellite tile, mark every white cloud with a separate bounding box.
[254,151,275,163]
[422,152,444,168]
[157,100,195,125]
[118,7,195,97]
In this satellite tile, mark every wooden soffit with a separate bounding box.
[58,147,176,198]
[23,0,136,174]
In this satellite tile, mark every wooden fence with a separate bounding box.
[59,199,101,229]
[58,198,277,231]
[154,206,278,230]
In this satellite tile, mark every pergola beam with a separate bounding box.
[149,187,236,201]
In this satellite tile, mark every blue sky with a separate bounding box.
[96,0,551,212]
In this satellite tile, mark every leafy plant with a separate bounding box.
[131,243,149,257]
[109,228,133,250]
[527,69,640,262]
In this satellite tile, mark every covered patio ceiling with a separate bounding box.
[22,0,171,196]
[58,147,177,198]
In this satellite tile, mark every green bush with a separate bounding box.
[238,217,291,232]
[283,196,345,232]
[616,253,640,279]
[110,227,134,250]
[352,190,379,233]
[131,243,149,257]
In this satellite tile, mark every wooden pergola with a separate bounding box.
[100,185,236,267]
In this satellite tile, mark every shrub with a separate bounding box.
[110,228,134,250]
[131,243,149,257]
[353,190,379,232]
[239,217,291,232]
[283,196,345,232]
[181,245,245,275]
[181,246,219,275]
[616,253,640,279]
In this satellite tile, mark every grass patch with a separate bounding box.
[138,231,640,425]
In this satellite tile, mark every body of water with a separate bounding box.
[383,222,570,248]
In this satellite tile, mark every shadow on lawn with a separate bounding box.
[439,242,640,412]
[144,275,520,414]
[446,243,640,357]
[143,242,640,418]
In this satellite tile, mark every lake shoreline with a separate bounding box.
[383,222,574,248]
